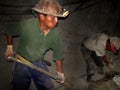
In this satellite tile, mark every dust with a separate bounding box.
[88,71,120,90]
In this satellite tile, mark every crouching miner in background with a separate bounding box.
[81,32,120,81]
[5,0,69,90]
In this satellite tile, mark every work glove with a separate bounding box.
[108,63,114,71]
[5,45,14,60]
[56,72,65,84]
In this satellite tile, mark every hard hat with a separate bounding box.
[32,0,69,18]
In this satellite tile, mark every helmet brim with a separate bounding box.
[32,7,69,18]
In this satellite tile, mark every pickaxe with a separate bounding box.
[8,54,57,80]
[8,55,70,89]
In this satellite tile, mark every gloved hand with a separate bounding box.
[5,45,14,60]
[56,72,65,84]
[108,63,114,71]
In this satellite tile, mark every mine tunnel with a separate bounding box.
[0,0,120,90]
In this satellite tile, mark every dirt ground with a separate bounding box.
[88,52,120,90]
[88,72,120,90]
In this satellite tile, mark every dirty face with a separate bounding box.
[109,43,117,52]
[40,14,58,29]
[44,15,58,29]
[106,40,117,52]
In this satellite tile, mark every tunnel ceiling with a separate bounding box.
[0,0,99,22]
[0,0,119,22]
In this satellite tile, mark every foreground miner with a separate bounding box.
[5,0,69,90]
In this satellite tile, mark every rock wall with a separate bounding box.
[0,0,120,90]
